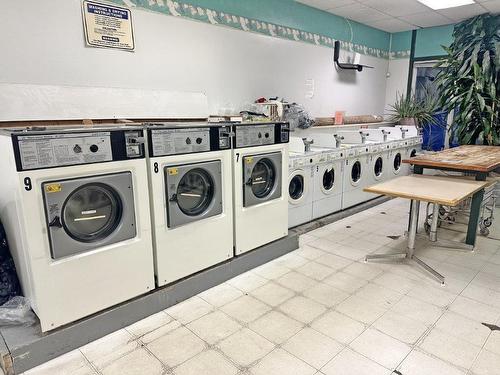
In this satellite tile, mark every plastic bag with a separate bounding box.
[0,296,36,326]
[283,104,315,130]
[0,222,21,305]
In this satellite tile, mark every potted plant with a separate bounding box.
[387,91,436,127]
[436,14,500,145]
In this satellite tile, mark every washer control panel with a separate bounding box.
[149,125,232,157]
[233,122,289,148]
[151,128,210,157]
[16,132,113,171]
[11,128,146,171]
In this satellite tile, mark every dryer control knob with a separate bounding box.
[90,144,99,153]
[258,132,262,138]
[73,144,82,153]
[196,137,203,144]
[186,137,192,144]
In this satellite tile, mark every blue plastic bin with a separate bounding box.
[422,112,447,151]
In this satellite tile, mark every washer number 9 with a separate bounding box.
[24,177,32,191]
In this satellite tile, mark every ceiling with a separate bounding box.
[296,0,500,32]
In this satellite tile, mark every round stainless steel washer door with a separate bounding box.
[62,184,122,243]
[176,168,214,216]
[251,159,276,199]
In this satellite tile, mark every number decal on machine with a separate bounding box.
[24,177,32,191]
[154,162,159,173]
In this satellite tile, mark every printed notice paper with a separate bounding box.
[82,1,134,51]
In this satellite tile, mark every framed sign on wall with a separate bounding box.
[82,0,134,51]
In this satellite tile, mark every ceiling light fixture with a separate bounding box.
[417,0,475,10]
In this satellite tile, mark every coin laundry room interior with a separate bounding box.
[0,1,500,375]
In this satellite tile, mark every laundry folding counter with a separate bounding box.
[363,175,490,284]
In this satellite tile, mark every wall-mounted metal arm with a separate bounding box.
[334,41,373,72]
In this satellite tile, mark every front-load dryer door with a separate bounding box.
[243,152,282,208]
[165,160,222,228]
[43,172,136,260]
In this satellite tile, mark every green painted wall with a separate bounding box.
[390,31,412,58]
[179,0,390,51]
[390,24,454,59]
[115,0,455,60]
[415,24,454,58]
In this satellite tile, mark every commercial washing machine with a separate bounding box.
[341,144,373,209]
[0,126,155,332]
[232,122,289,255]
[288,153,314,228]
[312,149,345,219]
[145,123,233,286]
[365,128,392,182]
[396,126,421,175]
[386,140,407,178]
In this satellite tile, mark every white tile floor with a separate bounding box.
[20,198,500,375]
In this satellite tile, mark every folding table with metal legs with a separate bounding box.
[363,175,489,285]
[366,199,445,285]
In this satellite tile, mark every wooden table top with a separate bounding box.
[403,145,500,172]
[364,175,490,206]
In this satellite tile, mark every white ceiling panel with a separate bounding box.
[363,17,415,32]
[437,3,488,20]
[359,0,430,16]
[481,0,500,12]
[295,0,497,32]
[328,3,391,22]
[296,0,356,10]
[399,11,454,27]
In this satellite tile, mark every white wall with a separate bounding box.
[0,0,389,120]
[384,58,410,114]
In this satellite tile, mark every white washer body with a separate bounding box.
[233,123,289,255]
[341,145,373,209]
[385,140,407,179]
[288,154,314,228]
[403,137,422,174]
[146,124,234,286]
[368,143,391,185]
[0,127,155,332]
[312,150,344,219]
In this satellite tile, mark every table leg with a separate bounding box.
[466,188,484,247]
[409,199,445,284]
[429,203,440,242]
[407,199,419,258]
[465,172,487,247]
[366,198,445,285]
[408,166,423,231]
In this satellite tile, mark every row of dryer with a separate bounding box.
[0,122,289,331]
[288,126,422,228]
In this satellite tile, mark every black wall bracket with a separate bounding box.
[334,40,373,72]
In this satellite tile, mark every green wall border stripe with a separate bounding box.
[109,0,391,59]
